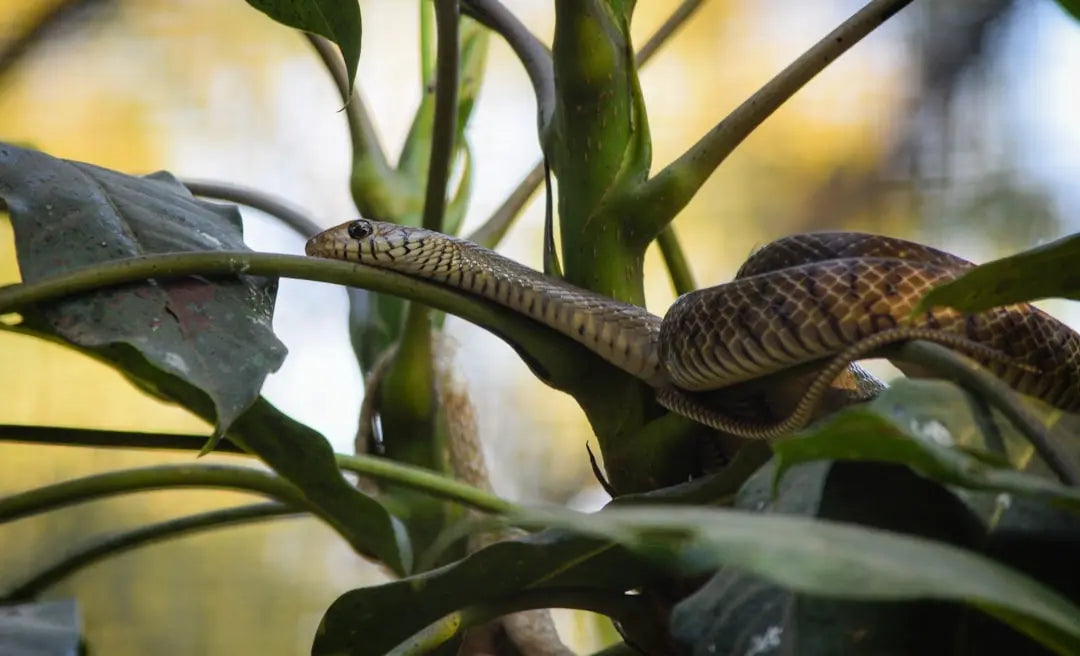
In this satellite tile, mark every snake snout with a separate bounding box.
[305,231,339,257]
[305,222,351,257]
[303,234,322,256]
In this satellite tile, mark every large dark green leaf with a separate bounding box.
[672,459,980,655]
[916,231,1080,313]
[245,0,362,94]
[313,460,759,654]
[0,143,286,437]
[313,528,666,655]
[772,379,1080,513]
[1055,0,1080,22]
[0,144,409,572]
[519,503,1080,654]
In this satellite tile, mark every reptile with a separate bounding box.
[305,219,1080,438]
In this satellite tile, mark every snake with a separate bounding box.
[305,219,1080,438]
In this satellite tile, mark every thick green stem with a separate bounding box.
[180,179,322,238]
[552,1,650,302]
[465,0,703,257]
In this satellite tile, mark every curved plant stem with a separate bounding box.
[180,179,323,238]
[0,464,314,524]
[631,0,915,243]
[462,0,554,135]
[464,0,706,250]
[0,424,246,454]
[656,226,696,294]
[0,0,108,83]
[335,454,516,514]
[0,424,519,515]
[0,251,625,430]
[0,252,500,336]
[2,503,298,601]
[897,341,1080,486]
[465,163,545,248]
[634,0,707,66]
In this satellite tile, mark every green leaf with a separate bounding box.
[916,231,1080,313]
[519,504,1080,655]
[0,143,286,438]
[772,379,1080,513]
[229,398,412,574]
[1055,0,1080,21]
[2,316,410,574]
[674,459,980,655]
[674,454,1080,654]
[313,529,666,655]
[246,0,362,94]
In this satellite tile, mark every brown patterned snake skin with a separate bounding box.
[306,220,1080,438]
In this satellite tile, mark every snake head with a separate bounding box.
[305,219,451,276]
[305,218,401,258]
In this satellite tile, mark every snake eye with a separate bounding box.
[347,220,373,240]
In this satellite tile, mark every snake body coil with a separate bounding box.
[306,220,1080,436]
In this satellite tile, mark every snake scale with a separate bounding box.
[306,219,1080,438]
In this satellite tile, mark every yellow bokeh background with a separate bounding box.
[2,0,1078,653]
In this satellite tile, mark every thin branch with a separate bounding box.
[0,252,484,326]
[335,454,515,514]
[636,2,708,296]
[180,179,323,238]
[305,33,392,175]
[631,0,916,243]
[423,0,462,231]
[2,503,298,601]
[896,341,1080,486]
[0,424,246,453]
[462,0,555,135]
[0,250,611,403]
[0,424,518,515]
[633,0,707,66]
[465,163,544,248]
[464,0,705,249]
[656,226,696,294]
[0,0,112,85]
[0,464,313,524]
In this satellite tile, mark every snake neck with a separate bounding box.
[446,240,667,385]
[315,227,667,386]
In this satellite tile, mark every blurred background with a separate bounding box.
[1,0,1079,653]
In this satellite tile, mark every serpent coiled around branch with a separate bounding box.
[305,219,1080,438]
